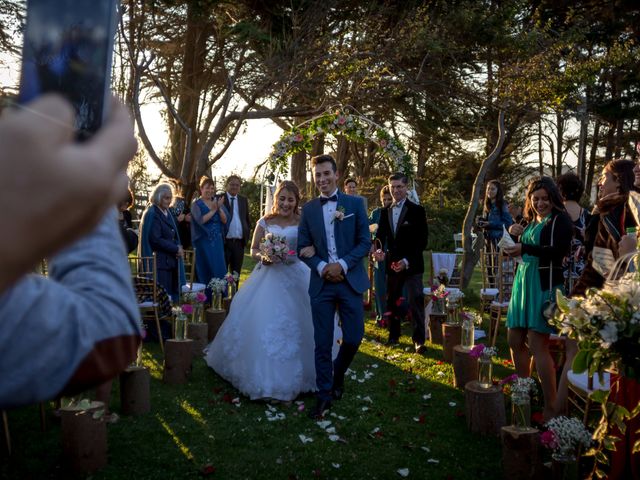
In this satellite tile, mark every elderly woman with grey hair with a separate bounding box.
[139,182,185,302]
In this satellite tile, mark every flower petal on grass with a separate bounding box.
[448,402,457,407]
[298,434,313,444]
[332,463,341,469]
[427,459,439,464]
[423,394,432,400]
[316,420,332,429]
[326,427,336,434]
[328,435,340,442]
[397,468,410,477]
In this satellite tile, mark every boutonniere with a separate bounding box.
[331,206,354,223]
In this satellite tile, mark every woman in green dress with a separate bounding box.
[503,176,573,419]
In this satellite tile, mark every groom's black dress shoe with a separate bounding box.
[332,386,344,401]
[308,399,332,419]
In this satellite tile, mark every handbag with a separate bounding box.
[542,215,558,320]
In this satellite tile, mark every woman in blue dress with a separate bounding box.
[503,176,573,419]
[369,185,392,323]
[191,176,228,298]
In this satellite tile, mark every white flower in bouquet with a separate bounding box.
[259,232,295,264]
[541,416,591,458]
[207,278,227,294]
[510,377,538,404]
[469,344,497,360]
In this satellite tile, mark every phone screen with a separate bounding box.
[18,0,118,141]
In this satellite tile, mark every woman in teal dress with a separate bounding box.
[191,176,228,301]
[369,186,392,322]
[503,176,573,419]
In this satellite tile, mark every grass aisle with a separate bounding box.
[2,256,514,479]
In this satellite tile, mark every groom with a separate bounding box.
[298,154,371,419]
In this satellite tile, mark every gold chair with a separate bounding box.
[488,253,516,347]
[128,254,166,354]
[181,248,206,294]
[479,247,500,316]
[567,370,611,425]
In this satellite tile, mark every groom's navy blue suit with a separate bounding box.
[298,191,371,402]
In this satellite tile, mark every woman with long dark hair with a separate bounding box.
[478,180,513,249]
[503,176,573,419]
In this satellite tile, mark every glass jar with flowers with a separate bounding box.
[445,289,464,325]
[541,416,591,479]
[225,271,239,299]
[508,377,537,430]
[173,306,188,340]
[182,291,207,323]
[460,312,480,350]
[430,284,448,314]
[208,278,227,310]
[469,344,497,388]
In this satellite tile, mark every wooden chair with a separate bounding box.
[128,254,166,354]
[567,370,611,425]
[488,253,516,347]
[479,247,500,316]
[430,251,463,288]
[181,248,206,294]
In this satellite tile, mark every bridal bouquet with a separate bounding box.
[259,232,296,264]
[550,275,640,379]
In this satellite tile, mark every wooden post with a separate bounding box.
[442,323,462,362]
[163,339,193,385]
[60,401,107,474]
[464,380,506,436]
[222,297,232,313]
[205,308,226,343]
[119,365,151,415]
[187,322,209,358]
[428,313,446,345]
[453,345,479,388]
[501,426,543,479]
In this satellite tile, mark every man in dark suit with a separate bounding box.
[223,175,251,277]
[373,172,429,353]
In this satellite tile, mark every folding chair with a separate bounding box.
[181,248,206,294]
[567,370,610,425]
[453,233,464,253]
[128,254,166,353]
[488,253,516,347]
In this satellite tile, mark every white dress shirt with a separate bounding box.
[226,193,243,239]
[316,189,349,277]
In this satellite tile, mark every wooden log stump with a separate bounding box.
[205,308,226,343]
[501,426,543,480]
[223,297,232,313]
[187,322,209,358]
[442,323,462,362]
[60,401,107,475]
[428,313,446,345]
[453,345,479,388]
[119,365,150,415]
[163,339,193,385]
[464,380,506,436]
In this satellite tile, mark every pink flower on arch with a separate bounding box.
[293,133,304,142]
[379,139,388,148]
[337,116,347,125]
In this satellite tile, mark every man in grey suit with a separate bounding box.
[223,175,251,278]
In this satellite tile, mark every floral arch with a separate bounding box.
[265,107,414,181]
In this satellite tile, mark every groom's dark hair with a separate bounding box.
[311,154,337,173]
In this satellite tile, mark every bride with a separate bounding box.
[204,180,340,401]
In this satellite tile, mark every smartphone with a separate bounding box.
[18,0,119,141]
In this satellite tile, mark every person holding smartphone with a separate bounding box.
[477,179,513,250]
[191,177,228,301]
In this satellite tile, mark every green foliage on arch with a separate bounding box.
[266,109,414,179]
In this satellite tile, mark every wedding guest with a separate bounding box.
[369,185,392,323]
[118,187,138,254]
[507,200,524,225]
[192,177,228,293]
[345,177,368,211]
[553,172,590,415]
[477,179,513,250]
[170,191,191,250]
[139,183,185,302]
[503,176,572,419]
[223,175,251,277]
[0,95,135,293]
[373,172,429,353]
[572,159,639,296]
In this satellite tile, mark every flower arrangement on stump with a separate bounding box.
[430,284,448,314]
[502,376,538,430]
[460,312,480,350]
[469,344,497,389]
[207,278,227,310]
[445,289,464,325]
[541,416,591,479]
[181,291,207,324]
[225,271,239,298]
[172,306,187,340]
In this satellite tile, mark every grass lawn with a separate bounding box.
[1,253,516,479]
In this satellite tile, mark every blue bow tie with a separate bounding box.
[320,194,338,205]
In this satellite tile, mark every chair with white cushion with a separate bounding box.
[181,248,206,294]
[489,253,516,347]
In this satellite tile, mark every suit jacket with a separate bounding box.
[298,192,371,297]
[375,199,428,276]
[223,193,251,246]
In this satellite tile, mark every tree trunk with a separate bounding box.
[453,346,479,388]
[555,111,564,176]
[336,136,351,188]
[501,426,543,479]
[119,365,151,415]
[163,339,193,385]
[585,119,601,200]
[291,150,307,192]
[465,381,506,436]
[538,117,544,176]
[460,111,507,288]
[60,401,108,474]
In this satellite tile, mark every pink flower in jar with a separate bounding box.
[195,292,207,303]
[181,304,194,315]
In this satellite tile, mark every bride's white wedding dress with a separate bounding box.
[204,219,341,401]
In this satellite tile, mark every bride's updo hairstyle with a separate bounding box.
[266,180,301,219]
